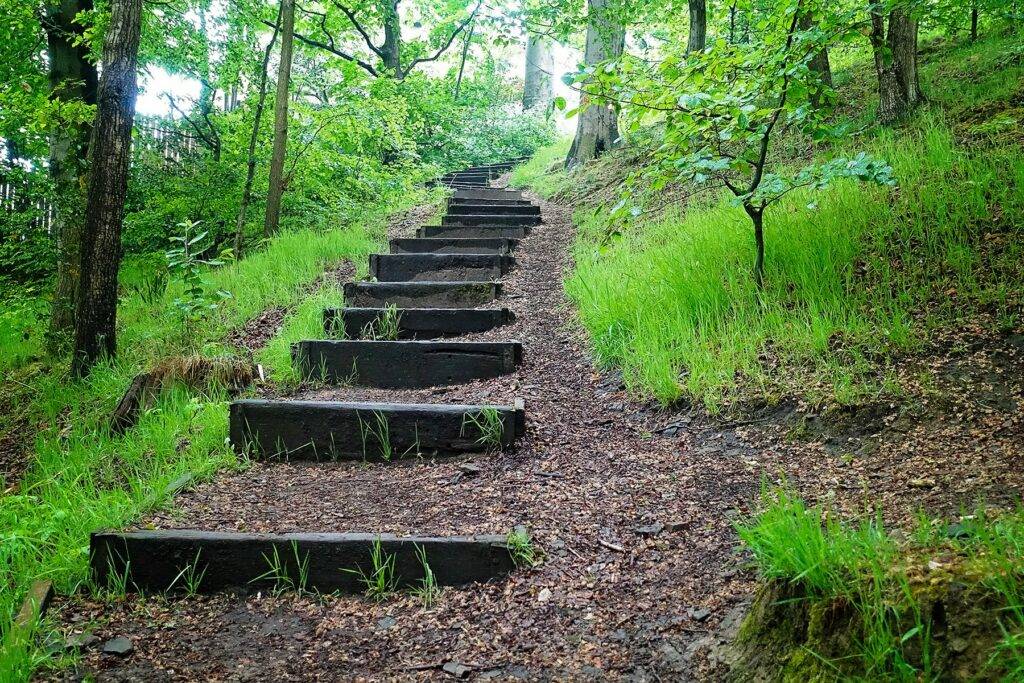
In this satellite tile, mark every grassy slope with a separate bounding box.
[513,35,1024,412]
[0,186,441,677]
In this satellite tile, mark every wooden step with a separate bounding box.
[368,253,513,282]
[325,307,513,339]
[292,340,522,388]
[452,188,524,201]
[389,237,517,254]
[442,214,541,227]
[446,204,540,216]
[91,530,516,594]
[418,225,529,239]
[230,398,525,460]
[343,281,500,308]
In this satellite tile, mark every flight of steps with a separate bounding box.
[90,167,540,595]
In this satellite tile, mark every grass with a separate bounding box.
[0,187,433,676]
[736,486,1024,679]
[346,536,397,602]
[516,35,1024,411]
[460,407,505,448]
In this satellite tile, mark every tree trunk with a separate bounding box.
[454,21,474,100]
[381,0,402,77]
[235,5,282,257]
[70,0,141,377]
[869,6,921,125]
[798,10,833,107]
[565,0,625,168]
[44,0,99,353]
[687,0,707,53]
[971,4,979,40]
[745,204,765,290]
[523,31,554,110]
[263,0,295,238]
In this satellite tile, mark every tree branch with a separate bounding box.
[263,19,378,77]
[331,1,384,58]
[404,0,484,76]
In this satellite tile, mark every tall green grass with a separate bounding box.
[738,487,1024,678]
[561,115,1022,409]
[0,188,431,677]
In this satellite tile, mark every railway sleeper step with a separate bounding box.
[419,225,529,239]
[369,253,513,282]
[452,188,524,201]
[442,214,541,227]
[292,340,522,388]
[388,237,517,254]
[230,398,525,460]
[446,204,540,216]
[343,281,500,308]
[325,306,513,339]
[90,530,516,594]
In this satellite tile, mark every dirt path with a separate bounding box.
[44,190,1024,681]
[46,192,758,681]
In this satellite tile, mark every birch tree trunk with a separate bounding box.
[70,0,142,377]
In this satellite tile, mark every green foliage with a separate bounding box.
[506,528,541,568]
[166,220,233,340]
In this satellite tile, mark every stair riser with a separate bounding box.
[442,216,540,227]
[326,307,513,339]
[292,340,522,388]
[91,531,515,594]
[418,225,529,239]
[369,254,513,282]
[230,399,524,460]
[446,205,540,216]
[388,238,516,254]
[343,282,500,308]
[452,189,525,201]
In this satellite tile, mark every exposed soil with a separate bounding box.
[42,190,1024,681]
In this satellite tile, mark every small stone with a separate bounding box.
[102,636,133,656]
[665,520,689,532]
[376,616,397,630]
[65,633,100,651]
[442,662,471,678]
[689,607,711,622]
[909,478,936,489]
[458,463,481,476]
[538,587,552,603]
[634,523,664,537]
[949,636,969,654]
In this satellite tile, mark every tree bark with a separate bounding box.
[235,4,282,257]
[263,0,295,238]
[44,0,99,352]
[565,0,625,168]
[869,5,921,125]
[523,31,554,110]
[687,0,707,53]
[70,0,141,377]
[798,10,833,107]
[381,0,402,77]
[745,204,765,290]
